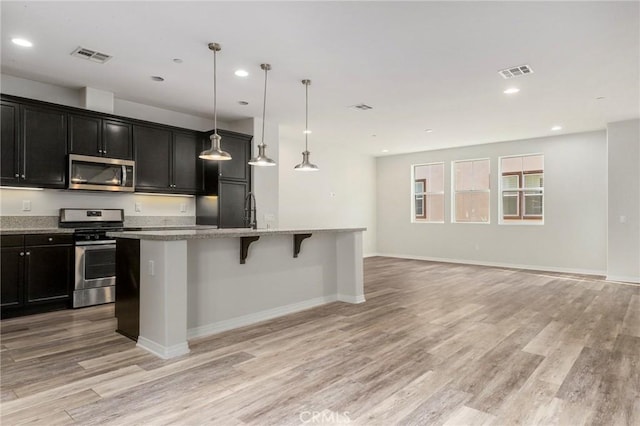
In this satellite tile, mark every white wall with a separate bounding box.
[607,119,640,283]
[376,130,607,275]
[278,133,377,256]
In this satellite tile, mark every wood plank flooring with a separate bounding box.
[1,257,638,425]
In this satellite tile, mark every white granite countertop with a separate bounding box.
[0,228,75,235]
[107,227,367,241]
[0,225,217,235]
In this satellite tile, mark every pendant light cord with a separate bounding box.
[261,66,268,146]
[213,48,218,135]
[305,82,309,152]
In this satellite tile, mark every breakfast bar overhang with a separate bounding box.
[108,228,366,359]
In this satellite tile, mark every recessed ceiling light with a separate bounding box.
[238,100,249,105]
[551,125,562,131]
[151,76,165,82]
[596,96,605,100]
[381,149,389,153]
[172,58,183,64]
[303,130,312,134]
[503,87,520,94]
[12,38,33,47]
[425,129,433,133]
[234,70,249,77]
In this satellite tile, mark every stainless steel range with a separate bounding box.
[59,208,124,308]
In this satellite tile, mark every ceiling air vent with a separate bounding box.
[352,103,373,110]
[71,46,112,64]
[498,64,533,79]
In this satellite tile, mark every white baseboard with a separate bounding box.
[376,253,606,277]
[338,294,366,304]
[606,275,640,284]
[363,253,381,258]
[137,337,190,359]
[187,295,339,340]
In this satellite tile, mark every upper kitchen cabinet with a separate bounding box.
[134,124,201,194]
[200,129,252,195]
[1,100,20,186]
[172,131,200,193]
[0,102,67,189]
[218,130,252,181]
[69,113,133,160]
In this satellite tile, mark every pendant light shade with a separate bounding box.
[248,64,276,167]
[199,42,232,161]
[294,79,319,172]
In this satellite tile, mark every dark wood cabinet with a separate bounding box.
[198,130,253,228]
[1,234,73,318]
[134,125,172,191]
[21,105,67,188]
[69,114,132,160]
[1,101,21,185]
[25,244,73,303]
[172,131,200,193]
[0,102,67,188]
[218,181,249,228]
[134,125,200,194]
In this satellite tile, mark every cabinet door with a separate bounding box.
[1,101,21,185]
[68,114,101,156]
[218,180,248,228]
[134,125,172,191]
[21,105,67,188]
[24,245,72,304]
[103,120,132,160]
[1,247,24,308]
[218,131,251,180]
[172,131,199,193]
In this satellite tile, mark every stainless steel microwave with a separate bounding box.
[68,154,135,192]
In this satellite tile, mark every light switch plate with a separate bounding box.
[135,202,142,212]
[22,200,31,211]
[180,203,187,213]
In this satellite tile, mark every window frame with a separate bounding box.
[498,154,544,225]
[411,162,445,224]
[451,157,491,224]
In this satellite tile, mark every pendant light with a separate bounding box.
[294,79,319,171]
[199,42,232,161]
[248,64,276,167]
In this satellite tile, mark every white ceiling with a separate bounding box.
[2,1,638,156]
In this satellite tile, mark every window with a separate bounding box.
[412,163,444,222]
[453,158,490,223]
[499,154,544,223]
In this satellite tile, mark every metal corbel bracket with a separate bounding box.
[240,236,260,264]
[293,233,312,258]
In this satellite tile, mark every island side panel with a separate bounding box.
[138,239,190,359]
[186,233,339,338]
[336,231,365,303]
[115,238,140,341]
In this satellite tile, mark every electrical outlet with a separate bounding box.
[180,203,187,213]
[135,202,142,213]
[22,200,31,211]
[148,260,155,276]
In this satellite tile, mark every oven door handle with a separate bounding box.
[75,240,116,247]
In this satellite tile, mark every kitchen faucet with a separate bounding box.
[244,192,257,229]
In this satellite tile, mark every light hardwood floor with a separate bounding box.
[1,257,639,425]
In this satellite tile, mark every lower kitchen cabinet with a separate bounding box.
[218,180,249,228]
[0,234,73,318]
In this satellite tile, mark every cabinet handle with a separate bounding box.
[48,237,53,242]
[103,150,107,155]
[26,251,31,256]
[20,252,24,256]
[14,173,19,178]
[99,149,103,154]
[21,174,25,179]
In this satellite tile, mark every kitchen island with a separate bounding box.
[108,227,365,359]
